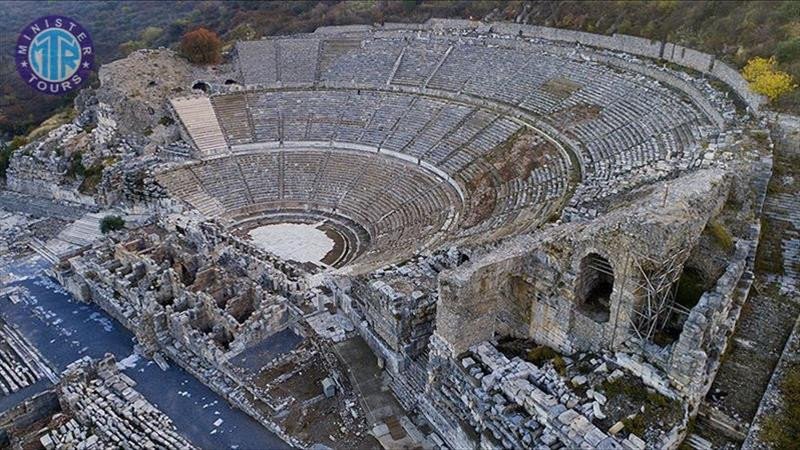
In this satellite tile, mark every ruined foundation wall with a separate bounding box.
[424,336,681,450]
[0,390,61,442]
[668,240,752,401]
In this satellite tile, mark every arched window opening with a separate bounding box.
[224,79,239,85]
[576,253,613,322]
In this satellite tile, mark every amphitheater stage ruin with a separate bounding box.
[1,17,798,450]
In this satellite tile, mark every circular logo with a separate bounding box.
[15,15,94,95]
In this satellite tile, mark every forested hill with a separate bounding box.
[1,1,799,141]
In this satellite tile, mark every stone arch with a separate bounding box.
[192,81,210,92]
[575,252,614,322]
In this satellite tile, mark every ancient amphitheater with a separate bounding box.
[2,18,798,450]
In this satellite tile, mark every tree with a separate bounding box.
[100,215,125,234]
[180,27,222,65]
[742,57,797,101]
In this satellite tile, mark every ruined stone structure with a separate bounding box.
[57,218,294,359]
[1,17,790,450]
[1,355,195,449]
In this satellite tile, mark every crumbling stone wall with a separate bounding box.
[436,169,730,373]
[424,337,684,450]
[0,390,61,444]
[58,219,293,364]
[336,248,468,372]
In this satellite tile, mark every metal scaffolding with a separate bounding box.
[626,247,692,344]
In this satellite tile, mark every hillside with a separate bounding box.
[1,0,798,141]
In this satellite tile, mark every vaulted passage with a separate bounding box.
[576,253,614,322]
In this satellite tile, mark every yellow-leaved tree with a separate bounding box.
[742,57,797,101]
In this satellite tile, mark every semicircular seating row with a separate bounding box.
[232,34,718,189]
[159,151,447,264]
[165,33,719,263]
[157,139,570,264]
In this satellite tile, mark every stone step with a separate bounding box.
[685,433,713,450]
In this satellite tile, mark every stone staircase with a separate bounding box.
[685,433,713,450]
[56,213,106,247]
[694,138,800,447]
[31,213,111,263]
[764,191,800,293]
[170,96,229,157]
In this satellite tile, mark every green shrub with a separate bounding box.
[66,152,85,179]
[0,147,14,178]
[100,215,125,234]
[777,38,800,64]
[78,161,104,194]
[158,115,175,126]
[0,136,25,177]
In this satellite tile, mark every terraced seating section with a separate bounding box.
[233,34,716,193]
[156,150,463,264]
[171,31,724,262]
[211,93,254,145]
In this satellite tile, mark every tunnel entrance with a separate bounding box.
[576,253,614,322]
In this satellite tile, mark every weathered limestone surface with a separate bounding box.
[437,169,730,357]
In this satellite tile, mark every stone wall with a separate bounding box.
[0,390,61,442]
[0,190,90,220]
[339,248,468,371]
[667,240,752,402]
[435,169,730,377]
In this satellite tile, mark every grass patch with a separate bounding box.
[622,414,647,437]
[755,218,788,275]
[708,220,734,253]
[526,345,558,365]
[602,377,677,439]
[26,108,76,142]
[78,157,118,194]
[760,365,800,450]
[496,338,566,374]
[552,355,566,376]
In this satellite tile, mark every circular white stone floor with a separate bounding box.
[247,223,334,264]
